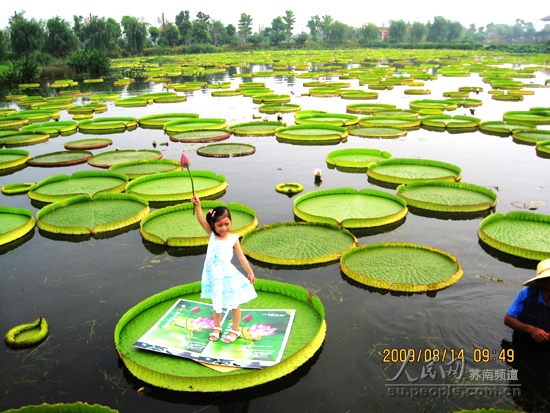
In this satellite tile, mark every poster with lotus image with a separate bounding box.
[133,299,295,369]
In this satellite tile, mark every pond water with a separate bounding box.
[1,60,550,413]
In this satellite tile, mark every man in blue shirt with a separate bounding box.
[505,259,550,343]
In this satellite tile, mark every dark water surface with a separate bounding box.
[1,62,550,412]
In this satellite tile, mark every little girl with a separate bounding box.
[191,194,257,343]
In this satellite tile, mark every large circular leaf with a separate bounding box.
[326,148,391,168]
[27,151,92,167]
[141,201,257,247]
[115,280,326,392]
[37,193,149,235]
[64,138,112,150]
[367,158,462,184]
[0,206,35,246]
[340,242,463,292]
[1,402,118,412]
[197,143,255,158]
[228,121,284,135]
[125,170,227,202]
[478,211,550,260]
[396,181,497,212]
[293,188,407,228]
[241,222,357,265]
[275,125,348,142]
[88,150,162,168]
[169,129,231,143]
[0,149,30,170]
[109,159,181,179]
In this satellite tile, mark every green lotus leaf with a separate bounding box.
[326,148,391,168]
[68,103,108,114]
[396,181,497,212]
[88,150,162,168]
[22,121,77,135]
[295,113,358,127]
[409,99,457,111]
[252,95,290,104]
[9,109,60,121]
[64,138,112,150]
[339,91,378,100]
[340,242,463,292]
[5,95,27,100]
[37,193,149,235]
[275,183,303,194]
[0,206,35,246]
[259,104,301,114]
[348,126,407,138]
[18,83,40,88]
[358,116,421,129]
[346,103,397,115]
[479,121,535,135]
[125,170,227,202]
[154,96,187,103]
[0,402,119,412]
[404,89,431,95]
[1,182,34,194]
[5,316,48,349]
[0,109,17,117]
[78,117,138,131]
[138,113,199,129]
[492,94,523,102]
[84,78,104,83]
[242,222,357,265]
[536,140,550,155]
[27,151,92,167]
[211,90,243,97]
[421,115,480,129]
[90,93,120,100]
[169,129,231,143]
[239,82,266,88]
[294,187,407,228]
[109,159,181,179]
[275,125,348,142]
[115,279,325,392]
[367,158,462,184]
[140,201,257,247]
[0,149,30,170]
[115,98,149,107]
[164,118,227,133]
[197,143,256,157]
[28,171,129,203]
[478,211,550,260]
[503,111,550,125]
[228,121,284,135]
[0,131,49,147]
[512,129,550,144]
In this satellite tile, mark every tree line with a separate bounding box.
[0,10,545,62]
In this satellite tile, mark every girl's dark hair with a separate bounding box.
[206,206,231,236]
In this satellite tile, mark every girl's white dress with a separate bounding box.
[201,233,257,313]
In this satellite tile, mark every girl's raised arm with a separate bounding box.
[191,194,212,235]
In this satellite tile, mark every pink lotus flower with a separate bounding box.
[191,316,215,330]
[190,306,201,314]
[243,314,253,322]
[180,153,191,168]
[248,324,277,336]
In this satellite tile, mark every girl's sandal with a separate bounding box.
[209,327,222,341]
[222,329,241,343]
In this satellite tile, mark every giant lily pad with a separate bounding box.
[22,121,77,135]
[0,402,118,412]
[169,130,231,143]
[479,121,535,135]
[0,131,49,147]
[27,150,92,167]
[293,188,407,228]
[0,149,30,170]
[275,125,348,143]
[0,207,35,246]
[68,103,108,114]
[115,279,326,392]
[536,140,550,156]
[512,129,550,144]
[28,171,129,203]
[2,182,34,194]
[37,193,149,235]
[295,113,358,127]
[125,170,227,202]
[396,181,497,212]
[109,159,181,179]
[259,104,301,114]
[241,222,357,265]
[346,103,397,114]
[197,143,256,158]
[88,150,162,168]
[78,117,138,131]
[138,113,199,129]
[340,242,463,292]
[478,211,550,260]
[228,121,284,135]
[326,148,391,169]
[367,159,462,184]
[348,126,407,138]
[358,116,421,129]
[64,138,112,150]
[164,119,227,133]
[141,201,257,247]
[5,316,48,349]
[421,115,481,129]
[503,111,550,125]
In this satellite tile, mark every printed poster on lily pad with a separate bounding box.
[133,299,295,369]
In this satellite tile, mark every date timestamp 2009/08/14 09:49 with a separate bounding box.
[382,348,514,364]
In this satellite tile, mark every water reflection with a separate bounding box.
[142,238,207,257]
[478,239,538,270]
[38,222,141,242]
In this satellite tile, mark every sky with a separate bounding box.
[2,0,549,33]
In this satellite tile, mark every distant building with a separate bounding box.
[379,25,389,40]
[536,14,550,42]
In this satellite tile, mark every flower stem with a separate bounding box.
[187,166,195,215]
